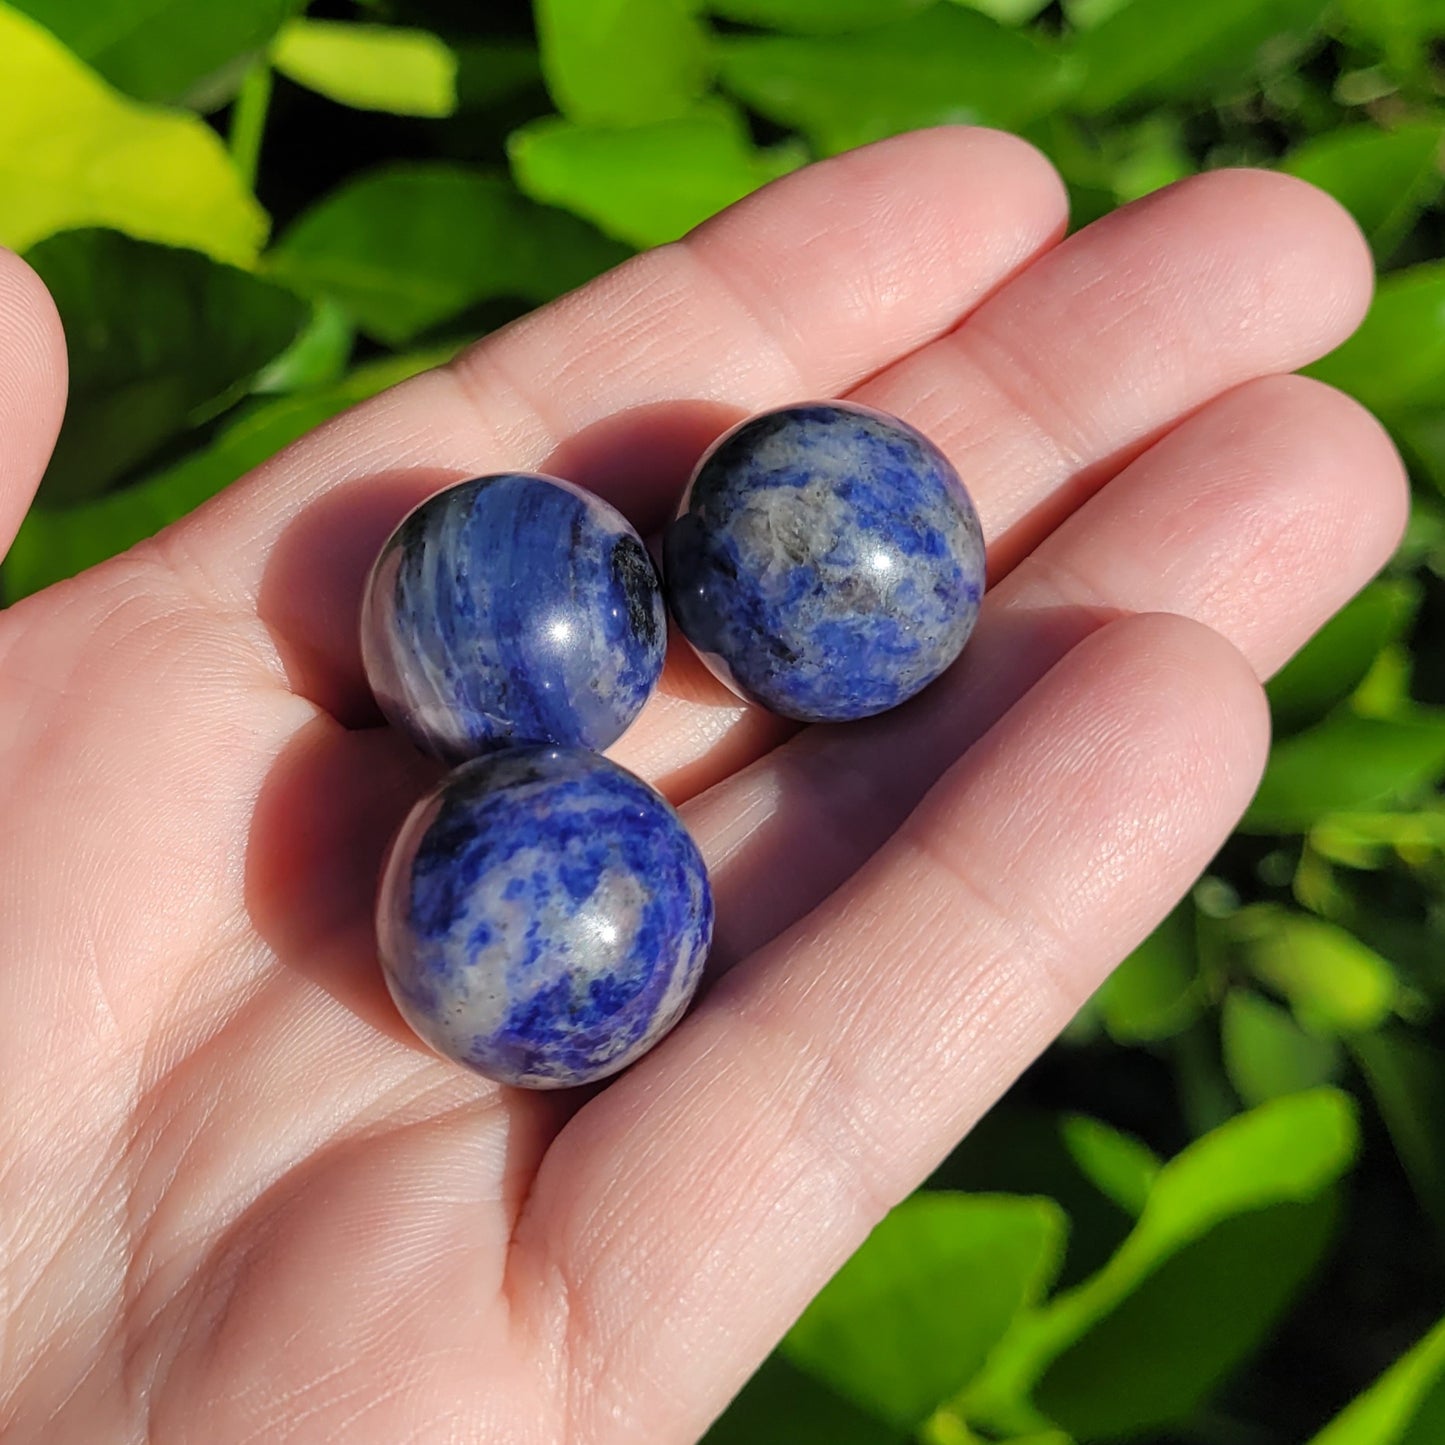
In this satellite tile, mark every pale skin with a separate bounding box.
[0,128,1410,1443]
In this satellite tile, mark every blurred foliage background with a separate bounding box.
[2,0,1444,1439]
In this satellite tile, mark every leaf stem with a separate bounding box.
[229,59,273,191]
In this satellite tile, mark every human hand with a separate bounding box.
[0,129,1406,1444]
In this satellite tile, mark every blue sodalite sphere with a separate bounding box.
[362,473,666,762]
[377,746,713,1088]
[662,402,986,722]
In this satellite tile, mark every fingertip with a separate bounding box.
[1100,609,1272,807]
[700,124,1069,246]
[833,124,1070,232]
[686,125,1071,377]
[0,245,67,421]
[1252,371,1410,569]
[1162,167,1376,349]
[0,247,68,554]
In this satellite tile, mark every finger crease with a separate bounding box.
[675,239,811,397]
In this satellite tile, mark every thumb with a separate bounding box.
[0,248,67,563]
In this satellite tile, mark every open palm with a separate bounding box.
[0,129,1407,1444]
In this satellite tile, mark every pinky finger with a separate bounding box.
[513,612,1270,1445]
[0,250,66,558]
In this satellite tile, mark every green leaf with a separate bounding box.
[251,299,355,395]
[4,348,454,601]
[946,0,1053,25]
[1242,713,1445,834]
[537,0,710,125]
[930,1109,1137,1290]
[706,1355,904,1444]
[1093,903,1204,1043]
[454,40,543,110]
[1035,1196,1340,1439]
[1061,0,1133,27]
[1307,262,1445,417]
[1309,1313,1445,1445]
[1353,645,1417,721]
[25,230,306,506]
[1059,1116,1161,1217]
[1282,121,1445,258]
[1352,1029,1445,1231]
[1068,0,1330,113]
[1070,1089,1353,1307]
[965,1092,1359,1437]
[1310,807,1445,866]
[706,0,933,32]
[1396,411,1445,500]
[785,1193,1066,1429]
[1222,990,1341,1105]
[1267,580,1422,735]
[271,20,458,117]
[1232,908,1399,1035]
[717,7,1072,155]
[10,0,292,107]
[509,104,804,250]
[1336,0,1445,76]
[266,165,628,346]
[0,4,267,264]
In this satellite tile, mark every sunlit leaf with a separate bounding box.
[931,1109,1137,1291]
[1093,903,1204,1043]
[1310,808,1445,867]
[717,6,1072,154]
[1034,1196,1340,1439]
[537,0,710,125]
[1231,908,1398,1035]
[1267,580,1421,735]
[1062,0,1134,27]
[267,164,627,344]
[1335,0,1445,77]
[946,0,1053,25]
[1282,120,1445,258]
[251,299,355,395]
[1307,262,1445,417]
[272,20,458,116]
[706,0,933,31]
[1309,1312,1445,1444]
[1242,712,1445,834]
[965,1092,1359,1438]
[1059,1116,1161,1217]
[1069,0,1330,113]
[1222,990,1341,1105]
[10,0,292,106]
[509,104,804,249]
[0,4,267,263]
[786,1194,1066,1428]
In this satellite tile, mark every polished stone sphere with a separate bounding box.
[376,746,713,1089]
[662,402,985,722]
[362,473,666,762]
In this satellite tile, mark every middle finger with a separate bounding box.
[613,168,1374,791]
[682,369,1406,966]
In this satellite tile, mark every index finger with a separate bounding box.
[158,128,1067,717]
